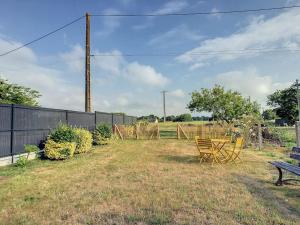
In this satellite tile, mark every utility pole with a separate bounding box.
[161,91,167,122]
[296,79,300,121]
[85,13,91,112]
[295,80,300,147]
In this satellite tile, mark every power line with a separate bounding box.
[90,5,300,17]
[1,5,299,57]
[90,47,300,57]
[0,15,85,57]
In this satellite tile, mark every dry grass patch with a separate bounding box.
[0,140,299,225]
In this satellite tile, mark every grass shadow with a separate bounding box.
[159,154,199,164]
[234,173,300,220]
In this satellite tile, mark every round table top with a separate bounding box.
[211,138,230,143]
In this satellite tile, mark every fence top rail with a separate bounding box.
[95,111,113,115]
[0,104,12,107]
[67,110,95,115]
[9,104,67,112]
[0,104,137,119]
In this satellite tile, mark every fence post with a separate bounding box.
[10,104,15,162]
[66,110,69,125]
[123,114,125,125]
[94,111,97,129]
[296,121,300,147]
[111,113,114,130]
[258,123,263,150]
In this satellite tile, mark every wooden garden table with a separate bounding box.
[211,139,230,161]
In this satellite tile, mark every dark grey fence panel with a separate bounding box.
[0,105,12,157]
[14,105,66,130]
[13,130,50,154]
[96,112,113,126]
[0,132,11,157]
[132,117,137,124]
[124,116,132,125]
[113,114,124,125]
[0,104,137,158]
[0,104,11,131]
[67,111,95,130]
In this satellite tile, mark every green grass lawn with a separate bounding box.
[0,140,299,225]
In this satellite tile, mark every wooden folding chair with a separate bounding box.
[224,137,243,163]
[195,136,221,165]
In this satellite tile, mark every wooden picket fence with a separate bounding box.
[114,123,160,140]
[177,123,233,140]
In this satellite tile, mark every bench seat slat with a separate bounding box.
[292,147,300,153]
[269,161,300,176]
[290,153,300,161]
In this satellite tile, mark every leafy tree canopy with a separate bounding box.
[188,85,260,123]
[262,109,277,120]
[0,78,41,106]
[267,82,298,124]
[173,113,193,122]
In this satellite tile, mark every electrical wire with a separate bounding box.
[90,5,300,17]
[0,15,85,57]
[90,47,300,57]
[1,5,300,57]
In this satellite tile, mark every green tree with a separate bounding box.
[262,109,277,120]
[166,115,176,121]
[267,82,298,124]
[188,85,260,122]
[0,78,40,106]
[174,113,193,122]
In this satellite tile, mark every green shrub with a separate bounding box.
[15,156,28,168]
[74,128,93,154]
[96,124,112,138]
[49,124,77,143]
[24,144,39,158]
[93,124,112,145]
[44,140,76,160]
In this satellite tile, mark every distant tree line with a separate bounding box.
[1,76,299,126]
[137,114,211,122]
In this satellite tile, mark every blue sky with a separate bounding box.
[0,0,300,116]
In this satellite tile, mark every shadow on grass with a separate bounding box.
[234,174,300,220]
[159,154,199,164]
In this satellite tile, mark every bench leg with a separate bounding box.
[275,167,283,186]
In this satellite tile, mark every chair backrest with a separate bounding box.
[234,137,244,151]
[195,136,212,149]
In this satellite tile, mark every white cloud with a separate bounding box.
[126,62,169,87]
[132,0,188,30]
[209,7,222,19]
[154,0,188,14]
[169,89,185,98]
[213,68,291,105]
[90,50,169,87]
[148,24,203,46]
[92,50,125,75]
[96,8,121,37]
[60,44,84,73]
[177,7,300,69]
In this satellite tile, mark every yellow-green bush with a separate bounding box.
[74,128,93,153]
[44,140,76,160]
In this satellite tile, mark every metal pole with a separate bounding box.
[85,13,91,112]
[161,91,167,122]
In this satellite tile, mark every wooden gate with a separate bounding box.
[114,123,160,140]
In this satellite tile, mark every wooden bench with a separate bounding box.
[269,147,300,186]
